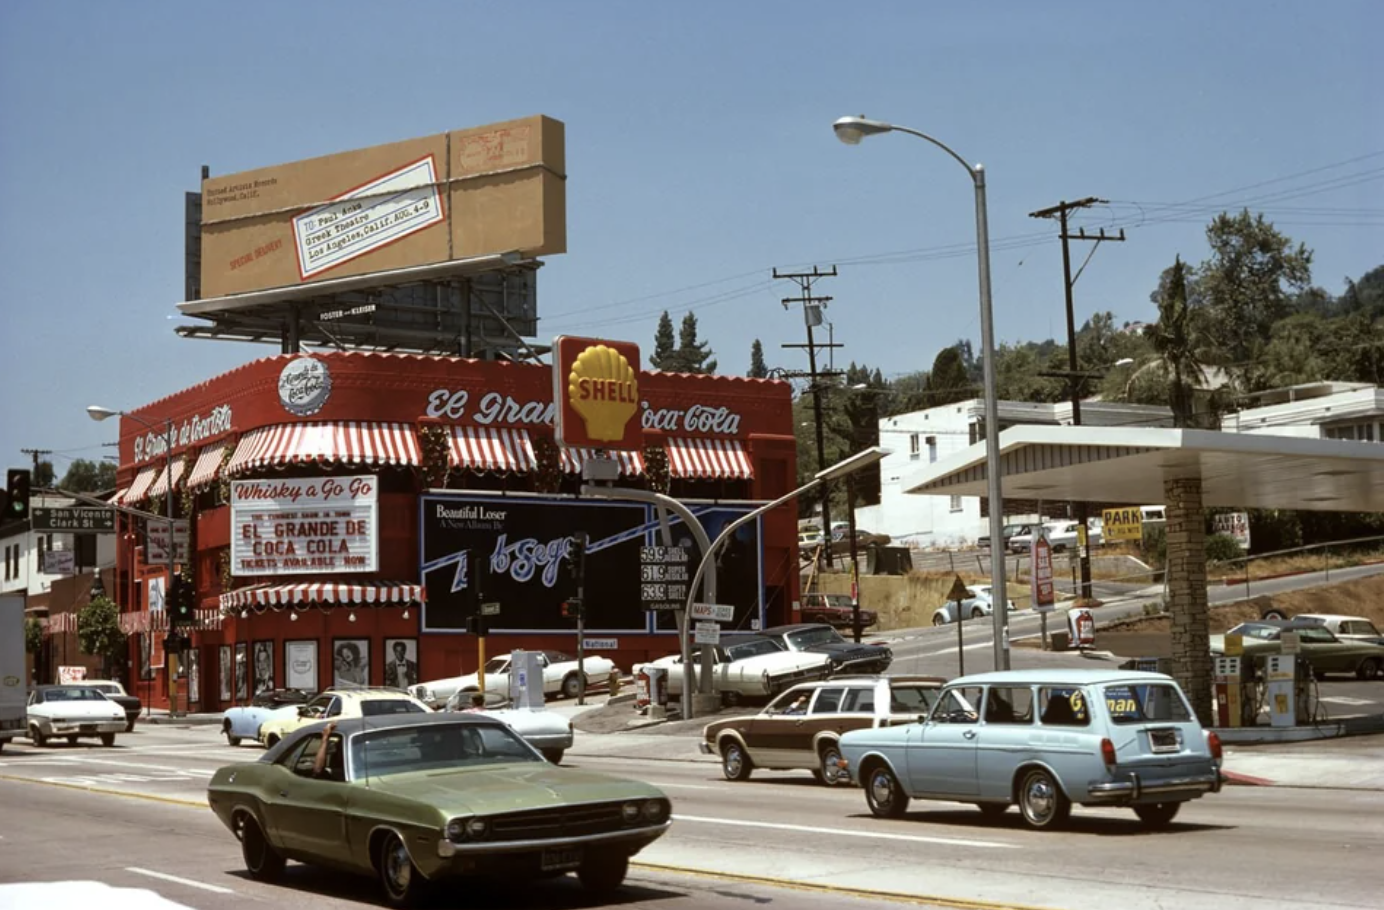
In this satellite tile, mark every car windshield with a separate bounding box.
[1229,623,1280,640]
[482,658,510,673]
[724,639,783,661]
[787,627,844,648]
[89,684,120,695]
[44,687,106,701]
[353,722,541,777]
[1102,684,1193,725]
[819,594,852,607]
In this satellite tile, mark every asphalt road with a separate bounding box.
[1,728,1380,910]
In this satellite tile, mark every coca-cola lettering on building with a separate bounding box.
[133,404,234,464]
[230,475,378,577]
[422,386,743,436]
[640,402,741,435]
[278,356,333,416]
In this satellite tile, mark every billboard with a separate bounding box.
[230,476,378,576]
[199,115,566,298]
[420,494,763,634]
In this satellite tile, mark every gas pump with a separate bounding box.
[1264,654,1297,727]
[508,651,546,710]
[1213,657,1245,727]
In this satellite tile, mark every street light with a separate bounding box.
[833,114,1010,670]
[89,404,180,714]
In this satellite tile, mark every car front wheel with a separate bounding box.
[378,831,426,908]
[864,765,909,819]
[239,814,285,882]
[1133,802,1181,828]
[29,726,47,748]
[224,723,242,747]
[1017,768,1071,830]
[1357,657,1382,681]
[561,673,582,700]
[721,740,753,781]
[932,614,947,626]
[100,733,116,747]
[125,718,136,733]
[970,607,985,619]
[578,853,629,895]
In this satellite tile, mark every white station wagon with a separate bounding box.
[838,669,1223,830]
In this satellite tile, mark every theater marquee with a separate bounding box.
[231,475,379,576]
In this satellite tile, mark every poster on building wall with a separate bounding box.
[285,640,317,690]
[333,639,369,687]
[219,645,233,700]
[235,643,248,700]
[252,641,275,694]
[187,649,201,704]
[419,495,763,634]
[230,475,379,576]
[140,635,153,681]
[383,639,419,689]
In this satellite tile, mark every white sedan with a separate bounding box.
[27,684,127,747]
[634,634,832,706]
[445,701,575,764]
[412,650,617,708]
[931,584,1018,625]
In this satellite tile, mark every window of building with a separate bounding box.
[909,434,920,461]
[949,495,963,512]
[927,436,938,463]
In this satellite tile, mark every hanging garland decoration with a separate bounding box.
[533,435,562,493]
[178,452,195,517]
[644,445,670,495]
[419,424,451,488]
[219,549,232,594]
[216,435,237,504]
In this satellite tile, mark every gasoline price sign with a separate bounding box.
[640,545,690,611]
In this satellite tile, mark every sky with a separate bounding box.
[1,0,1380,478]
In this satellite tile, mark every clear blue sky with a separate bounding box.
[2,1,1380,477]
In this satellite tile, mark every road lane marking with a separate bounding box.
[126,867,235,894]
[671,814,1018,849]
[0,774,205,807]
[645,781,717,790]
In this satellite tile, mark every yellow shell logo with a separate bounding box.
[568,345,639,442]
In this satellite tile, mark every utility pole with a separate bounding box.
[774,266,842,569]
[1029,198,1125,602]
[20,448,51,486]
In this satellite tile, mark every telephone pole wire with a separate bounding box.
[774,266,842,568]
[1029,198,1125,602]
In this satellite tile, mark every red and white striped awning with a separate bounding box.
[121,466,159,505]
[225,422,421,474]
[186,442,228,490]
[449,427,537,473]
[48,612,77,634]
[219,581,423,614]
[117,609,221,634]
[147,459,187,499]
[560,447,645,476]
[666,437,754,479]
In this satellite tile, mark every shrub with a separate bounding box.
[1205,532,1244,564]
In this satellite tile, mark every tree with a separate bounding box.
[1145,257,1209,427]
[1197,210,1313,390]
[77,596,126,676]
[33,461,55,488]
[649,311,677,370]
[675,312,717,374]
[60,458,118,493]
[925,346,973,406]
[748,339,768,378]
[24,618,44,655]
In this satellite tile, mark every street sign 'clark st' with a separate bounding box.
[32,507,116,534]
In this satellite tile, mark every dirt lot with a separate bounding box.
[808,571,1035,630]
[1090,575,1384,657]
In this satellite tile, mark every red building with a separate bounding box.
[112,351,797,711]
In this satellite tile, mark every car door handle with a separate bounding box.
[963,730,977,740]
[795,719,807,726]
[279,790,289,797]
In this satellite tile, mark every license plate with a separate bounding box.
[1148,728,1179,753]
[79,724,97,734]
[540,846,583,872]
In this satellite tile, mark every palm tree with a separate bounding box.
[1144,257,1209,428]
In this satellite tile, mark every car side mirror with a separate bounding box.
[297,706,311,717]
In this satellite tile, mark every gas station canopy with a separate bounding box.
[904,426,1384,512]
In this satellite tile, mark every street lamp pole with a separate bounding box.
[833,116,1010,670]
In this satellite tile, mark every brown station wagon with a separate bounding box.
[698,676,944,786]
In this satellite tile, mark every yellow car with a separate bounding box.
[256,688,430,748]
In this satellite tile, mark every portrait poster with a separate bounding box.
[218,645,233,701]
[252,640,275,694]
[285,640,318,691]
[332,639,369,688]
[235,642,248,701]
[139,633,153,681]
[187,648,201,703]
[383,638,418,690]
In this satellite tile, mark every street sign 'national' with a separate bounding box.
[32,507,116,533]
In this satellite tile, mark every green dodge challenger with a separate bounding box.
[207,713,671,907]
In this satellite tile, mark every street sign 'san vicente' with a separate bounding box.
[32,507,116,533]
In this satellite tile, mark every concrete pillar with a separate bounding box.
[1164,476,1212,725]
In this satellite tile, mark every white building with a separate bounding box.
[856,398,1173,548]
[0,494,117,598]
[1221,381,1384,442]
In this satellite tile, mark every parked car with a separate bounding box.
[443,701,574,764]
[1010,520,1102,553]
[84,679,142,732]
[700,676,944,785]
[837,669,1223,830]
[829,526,892,555]
[931,584,1017,626]
[207,713,671,906]
[1293,614,1384,646]
[1210,621,1384,680]
[979,523,1029,551]
[634,634,832,706]
[412,651,617,709]
[221,688,316,747]
[257,688,430,748]
[759,623,892,674]
[799,592,877,630]
[27,684,128,747]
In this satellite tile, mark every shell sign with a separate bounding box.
[553,336,643,449]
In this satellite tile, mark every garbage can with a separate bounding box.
[646,665,668,708]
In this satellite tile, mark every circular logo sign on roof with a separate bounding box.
[278,356,332,416]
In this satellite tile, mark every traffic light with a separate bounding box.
[560,598,584,620]
[466,614,489,637]
[6,469,31,522]
[168,574,192,625]
[562,532,588,589]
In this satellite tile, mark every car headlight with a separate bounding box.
[446,819,465,840]
[641,799,669,823]
[465,818,489,839]
[622,802,642,822]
